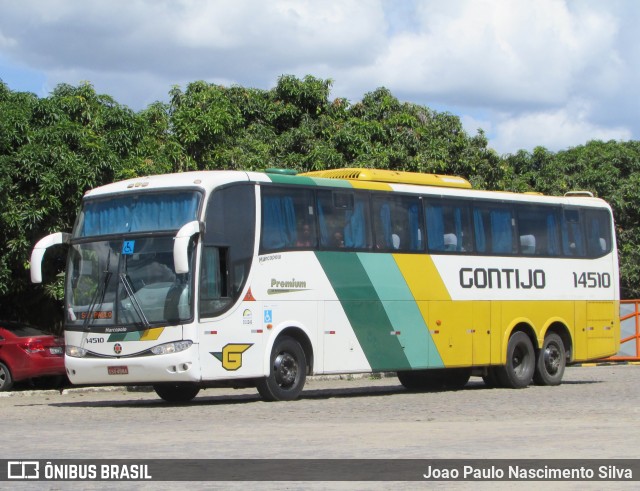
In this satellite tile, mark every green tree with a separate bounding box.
[0,81,144,328]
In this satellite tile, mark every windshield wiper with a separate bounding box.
[82,252,112,332]
[119,273,150,328]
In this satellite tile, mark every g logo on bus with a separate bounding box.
[114,343,123,355]
[212,343,253,371]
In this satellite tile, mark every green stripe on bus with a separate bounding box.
[357,253,444,369]
[266,173,353,188]
[266,174,319,186]
[315,251,411,371]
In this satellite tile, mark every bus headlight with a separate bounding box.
[66,345,87,358]
[151,340,193,355]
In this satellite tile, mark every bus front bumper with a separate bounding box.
[64,345,201,385]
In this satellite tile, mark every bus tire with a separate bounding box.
[533,333,566,386]
[0,362,14,391]
[496,331,535,389]
[257,336,307,401]
[441,368,471,389]
[397,370,430,390]
[153,383,200,403]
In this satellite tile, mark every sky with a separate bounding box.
[0,0,638,155]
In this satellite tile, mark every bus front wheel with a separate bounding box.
[533,333,566,386]
[257,336,307,401]
[496,331,535,389]
[153,383,200,403]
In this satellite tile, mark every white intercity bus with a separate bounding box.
[31,168,620,402]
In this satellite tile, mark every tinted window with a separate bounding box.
[472,203,515,254]
[372,195,423,252]
[260,187,317,252]
[201,184,255,318]
[516,206,562,256]
[425,199,473,253]
[585,208,613,257]
[317,191,371,250]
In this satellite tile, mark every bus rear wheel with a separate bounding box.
[534,333,566,386]
[496,331,535,389]
[153,383,200,403]
[257,336,307,401]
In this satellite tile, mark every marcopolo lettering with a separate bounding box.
[459,268,546,290]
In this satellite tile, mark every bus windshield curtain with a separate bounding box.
[426,205,444,251]
[380,204,392,248]
[344,200,366,248]
[408,204,421,250]
[490,209,512,253]
[261,195,297,250]
[80,193,200,237]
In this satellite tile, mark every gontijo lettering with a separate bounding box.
[459,268,546,289]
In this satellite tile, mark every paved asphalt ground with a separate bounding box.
[1,364,638,490]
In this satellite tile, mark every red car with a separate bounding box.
[0,321,66,391]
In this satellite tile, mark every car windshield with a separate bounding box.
[65,236,194,330]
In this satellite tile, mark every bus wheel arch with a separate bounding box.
[257,329,312,402]
[497,325,536,389]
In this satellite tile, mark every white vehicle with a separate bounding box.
[31,168,620,402]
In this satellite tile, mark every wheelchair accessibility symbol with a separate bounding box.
[263,309,273,323]
[122,241,135,255]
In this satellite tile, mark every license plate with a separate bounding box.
[49,347,63,355]
[107,366,128,375]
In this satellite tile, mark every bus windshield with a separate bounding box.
[66,236,193,330]
[74,191,201,238]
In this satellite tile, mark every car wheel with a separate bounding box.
[0,362,14,392]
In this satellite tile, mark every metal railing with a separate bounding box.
[605,299,640,361]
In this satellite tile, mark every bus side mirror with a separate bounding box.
[30,232,71,283]
[173,221,202,274]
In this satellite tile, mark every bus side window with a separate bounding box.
[199,246,231,318]
[318,191,371,250]
[261,187,317,251]
[426,199,472,253]
[561,209,585,257]
[372,195,423,252]
[472,204,515,255]
[516,206,561,256]
[585,209,612,257]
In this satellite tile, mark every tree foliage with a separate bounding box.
[1,75,639,330]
